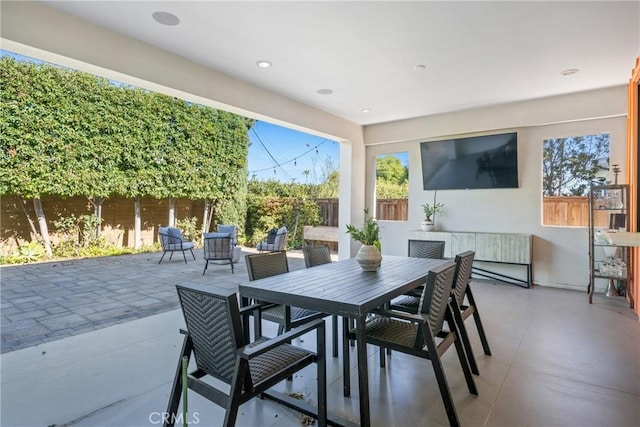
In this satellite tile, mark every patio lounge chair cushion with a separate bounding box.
[257,226,288,252]
[216,224,238,246]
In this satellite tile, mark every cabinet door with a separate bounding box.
[451,233,475,256]
[476,233,502,262]
[501,234,532,264]
[426,232,452,258]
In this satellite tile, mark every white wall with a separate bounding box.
[0,1,366,260]
[365,87,628,290]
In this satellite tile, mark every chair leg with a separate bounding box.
[447,306,478,395]
[254,309,262,338]
[164,336,193,427]
[190,248,196,260]
[223,358,246,427]
[430,354,461,427]
[451,300,479,375]
[182,250,188,264]
[316,321,327,426]
[202,260,208,275]
[379,346,386,368]
[230,259,234,274]
[466,287,492,356]
[159,251,167,264]
[332,315,338,358]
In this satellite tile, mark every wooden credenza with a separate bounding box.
[408,230,533,287]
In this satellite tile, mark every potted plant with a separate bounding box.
[346,209,382,271]
[421,191,444,231]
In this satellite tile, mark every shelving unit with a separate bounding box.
[588,183,631,304]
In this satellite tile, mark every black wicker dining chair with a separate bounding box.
[392,251,491,375]
[449,251,492,374]
[348,262,477,427]
[302,244,340,357]
[245,251,328,339]
[408,239,446,259]
[165,283,327,427]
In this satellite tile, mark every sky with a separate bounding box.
[247,121,340,184]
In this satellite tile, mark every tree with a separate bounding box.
[376,155,408,184]
[543,134,609,196]
[375,155,408,199]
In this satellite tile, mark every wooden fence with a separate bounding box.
[542,196,607,227]
[314,198,408,225]
[1,195,203,254]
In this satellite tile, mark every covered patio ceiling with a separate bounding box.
[39,1,639,126]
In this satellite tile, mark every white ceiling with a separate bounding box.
[44,1,639,126]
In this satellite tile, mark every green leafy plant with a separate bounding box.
[14,241,46,263]
[422,191,444,222]
[346,209,380,249]
[176,216,199,245]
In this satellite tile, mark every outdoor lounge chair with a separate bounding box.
[348,262,477,427]
[202,235,234,275]
[217,224,242,263]
[158,226,195,264]
[256,226,288,252]
[165,283,327,427]
[245,251,327,339]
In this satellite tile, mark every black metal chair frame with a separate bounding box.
[158,227,196,264]
[348,262,477,427]
[165,283,327,427]
[202,235,235,275]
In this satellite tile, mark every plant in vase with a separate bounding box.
[421,191,444,231]
[346,209,382,271]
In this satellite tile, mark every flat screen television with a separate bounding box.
[420,132,518,190]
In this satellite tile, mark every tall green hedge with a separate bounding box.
[245,180,321,248]
[0,55,249,228]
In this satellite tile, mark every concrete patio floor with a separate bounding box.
[1,250,639,427]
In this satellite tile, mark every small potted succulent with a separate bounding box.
[346,208,382,271]
[421,191,444,231]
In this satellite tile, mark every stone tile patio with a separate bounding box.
[0,247,309,353]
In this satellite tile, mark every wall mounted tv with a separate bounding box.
[420,132,518,190]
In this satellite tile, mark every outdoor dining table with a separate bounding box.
[239,255,450,426]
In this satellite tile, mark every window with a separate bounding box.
[375,153,408,221]
[542,133,610,226]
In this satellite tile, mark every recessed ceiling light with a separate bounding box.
[361,109,371,113]
[256,60,272,68]
[413,64,427,71]
[152,11,180,26]
[561,68,579,76]
[317,89,333,95]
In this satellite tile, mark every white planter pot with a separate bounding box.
[420,221,435,231]
[356,245,382,271]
